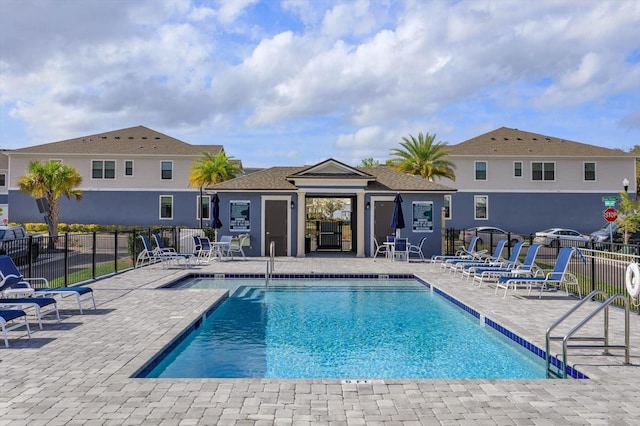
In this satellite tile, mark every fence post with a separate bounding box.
[92,231,97,279]
[114,230,119,273]
[64,233,69,287]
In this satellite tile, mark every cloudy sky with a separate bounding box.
[1,0,639,167]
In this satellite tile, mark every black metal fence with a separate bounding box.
[7,227,211,287]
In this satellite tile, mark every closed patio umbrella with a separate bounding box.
[211,193,223,240]
[390,193,405,236]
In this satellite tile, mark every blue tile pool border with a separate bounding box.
[144,273,586,380]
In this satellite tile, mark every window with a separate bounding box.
[197,195,211,220]
[584,162,596,181]
[0,173,5,186]
[475,161,487,180]
[474,195,488,220]
[92,160,116,179]
[532,162,555,181]
[161,161,173,180]
[444,195,451,220]
[514,161,522,178]
[160,196,173,219]
[124,160,134,177]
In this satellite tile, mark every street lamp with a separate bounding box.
[623,178,629,193]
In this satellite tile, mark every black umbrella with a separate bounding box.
[211,193,223,233]
[390,193,405,235]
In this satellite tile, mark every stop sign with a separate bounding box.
[603,207,618,223]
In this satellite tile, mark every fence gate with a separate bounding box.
[316,221,342,250]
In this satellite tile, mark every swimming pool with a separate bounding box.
[138,275,562,379]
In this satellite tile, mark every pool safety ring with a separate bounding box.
[625,262,640,298]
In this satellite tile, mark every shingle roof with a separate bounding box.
[208,165,455,192]
[447,127,632,157]
[10,126,223,156]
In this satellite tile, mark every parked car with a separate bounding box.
[590,223,640,247]
[533,228,590,248]
[459,226,524,247]
[0,225,43,264]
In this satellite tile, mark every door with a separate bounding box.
[373,200,394,245]
[264,199,288,256]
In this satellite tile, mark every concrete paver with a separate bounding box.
[1,256,639,425]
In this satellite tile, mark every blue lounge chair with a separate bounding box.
[461,241,525,282]
[138,235,193,268]
[496,247,582,298]
[447,240,507,275]
[153,233,196,264]
[430,236,487,269]
[1,308,31,347]
[472,244,542,288]
[0,274,60,329]
[0,255,95,314]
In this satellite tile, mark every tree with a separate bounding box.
[17,160,83,238]
[189,151,241,228]
[390,132,456,181]
[616,192,640,244]
[358,158,380,168]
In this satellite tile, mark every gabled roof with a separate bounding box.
[447,127,632,157]
[208,162,454,192]
[10,126,223,157]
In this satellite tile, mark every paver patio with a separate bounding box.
[1,256,639,425]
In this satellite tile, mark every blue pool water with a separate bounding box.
[143,278,547,379]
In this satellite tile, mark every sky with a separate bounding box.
[1,0,639,168]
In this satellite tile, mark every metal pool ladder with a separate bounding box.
[265,241,275,285]
[545,290,631,378]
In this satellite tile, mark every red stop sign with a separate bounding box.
[603,207,618,222]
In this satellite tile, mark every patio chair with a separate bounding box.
[218,235,233,257]
[153,233,196,265]
[193,235,223,263]
[372,238,388,261]
[392,238,409,262]
[471,244,541,287]
[446,240,507,275]
[0,255,96,314]
[0,274,60,329]
[408,237,426,261]
[1,308,31,347]
[430,236,486,267]
[461,241,524,282]
[138,235,192,268]
[228,234,248,260]
[495,247,582,298]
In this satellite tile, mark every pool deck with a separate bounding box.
[2,256,640,425]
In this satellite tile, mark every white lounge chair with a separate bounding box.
[0,309,31,347]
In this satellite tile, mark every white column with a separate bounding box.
[296,192,306,257]
[356,192,365,257]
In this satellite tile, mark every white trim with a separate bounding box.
[474,195,489,220]
[124,159,134,177]
[474,160,487,181]
[196,195,211,220]
[530,161,556,182]
[583,161,597,182]
[513,161,523,178]
[90,159,117,180]
[444,194,452,220]
[160,160,173,181]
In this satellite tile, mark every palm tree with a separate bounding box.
[390,132,456,181]
[189,151,241,228]
[17,160,83,239]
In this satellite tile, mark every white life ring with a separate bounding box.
[625,263,640,298]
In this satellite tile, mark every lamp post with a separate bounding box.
[623,178,629,193]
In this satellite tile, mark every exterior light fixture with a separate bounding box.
[623,178,629,193]
[366,202,370,210]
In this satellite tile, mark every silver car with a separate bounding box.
[459,226,524,247]
[534,228,590,248]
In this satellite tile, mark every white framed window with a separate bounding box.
[161,161,173,180]
[159,195,173,219]
[584,162,596,181]
[197,195,211,220]
[91,160,116,179]
[474,161,487,181]
[532,162,555,181]
[444,195,451,220]
[514,161,523,178]
[124,160,134,177]
[474,195,488,220]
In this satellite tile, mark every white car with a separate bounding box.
[459,226,525,247]
[533,228,590,248]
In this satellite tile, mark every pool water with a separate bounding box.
[143,278,547,379]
